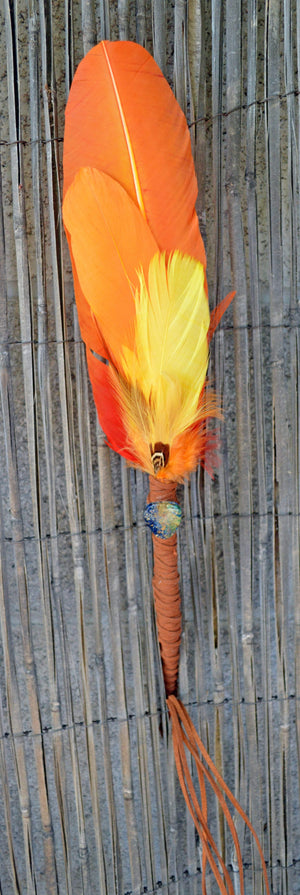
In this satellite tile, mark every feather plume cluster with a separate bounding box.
[63,40,231,480]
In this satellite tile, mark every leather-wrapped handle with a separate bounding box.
[148,477,181,696]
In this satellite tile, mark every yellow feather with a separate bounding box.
[119,251,210,448]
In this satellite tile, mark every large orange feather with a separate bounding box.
[63,40,205,262]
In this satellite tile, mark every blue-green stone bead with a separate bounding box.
[144,500,182,539]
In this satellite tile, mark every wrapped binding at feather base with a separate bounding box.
[63,39,270,895]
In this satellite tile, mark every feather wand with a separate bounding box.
[63,40,269,895]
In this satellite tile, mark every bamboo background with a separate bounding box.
[0,0,299,893]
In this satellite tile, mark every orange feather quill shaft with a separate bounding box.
[63,40,269,895]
